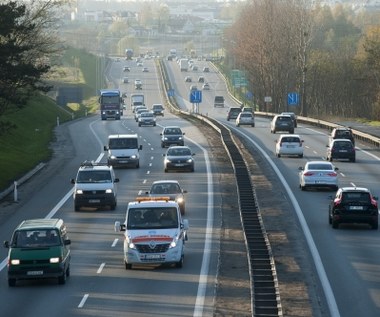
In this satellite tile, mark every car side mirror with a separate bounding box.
[4,241,9,248]
[298,167,304,171]
[139,145,143,150]
[70,179,75,184]
[114,178,120,183]
[104,145,108,151]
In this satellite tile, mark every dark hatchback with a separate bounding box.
[227,107,241,121]
[160,126,185,148]
[329,187,378,229]
[326,139,355,162]
[163,146,195,172]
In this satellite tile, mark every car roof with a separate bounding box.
[152,180,180,186]
[108,134,138,139]
[128,199,179,208]
[163,125,182,130]
[279,134,301,138]
[339,187,371,193]
[305,161,333,167]
[16,218,63,230]
[330,139,353,144]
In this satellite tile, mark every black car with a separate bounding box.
[160,126,185,148]
[330,127,355,146]
[329,187,378,229]
[281,112,297,127]
[163,146,195,172]
[326,139,355,162]
[270,115,294,134]
[227,107,241,121]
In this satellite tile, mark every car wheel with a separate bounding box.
[8,278,16,287]
[66,264,70,277]
[74,204,80,212]
[290,130,294,134]
[161,143,165,148]
[277,153,281,158]
[236,124,240,127]
[138,123,141,127]
[332,220,339,229]
[251,124,255,127]
[175,255,184,268]
[351,157,356,163]
[300,184,306,191]
[164,168,168,173]
[328,212,332,224]
[58,270,67,285]
[110,203,116,211]
[328,156,333,162]
[372,221,378,230]
[299,154,303,158]
[125,261,132,270]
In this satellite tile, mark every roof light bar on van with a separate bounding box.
[135,196,171,202]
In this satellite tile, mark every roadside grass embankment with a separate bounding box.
[0,47,100,191]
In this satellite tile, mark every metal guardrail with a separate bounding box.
[158,59,283,316]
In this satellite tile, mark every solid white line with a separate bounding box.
[230,126,341,317]
[97,263,105,274]
[78,294,89,308]
[182,136,213,317]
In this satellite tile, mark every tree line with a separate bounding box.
[224,0,380,121]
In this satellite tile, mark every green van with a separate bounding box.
[3,218,71,287]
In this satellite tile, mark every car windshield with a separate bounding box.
[167,148,191,156]
[77,171,112,183]
[12,229,60,248]
[342,192,371,204]
[109,138,137,149]
[127,207,178,229]
[151,183,181,194]
[307,163,333,171]
[164,128,182,135]
[141,113,153,117]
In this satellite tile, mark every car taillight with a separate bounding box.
[303,172,314,176]
[327,172,337,177]
[371,198,378,207]
[334,198,341,207]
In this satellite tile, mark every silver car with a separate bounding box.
[298,161,339,191]
[236,112,255,127]
[145,180,187,215]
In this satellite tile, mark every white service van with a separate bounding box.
[114,197,189,269]
[104,134,142,168]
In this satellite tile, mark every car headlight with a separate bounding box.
[178,136,183,140]
[186,158,193,163]
[131,155,137,159]
[128,242,136,249]
[10,259,20,265]
[50,257,60,264]
[76,189,83,195]
[110,155,117,160]
[164,137,169,141]
[164,158,171,163]
[176,197,184,204]
[105,189,113,194]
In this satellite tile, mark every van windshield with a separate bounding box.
[12,229,61,248]
[127,207,178,229]
[109,138,138,149]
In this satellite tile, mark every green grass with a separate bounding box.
[0,47,99,191]
[0,95,73,189]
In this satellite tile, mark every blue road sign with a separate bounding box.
[246,91,253,100]
[190,90,202,103]
[287,92,299,106]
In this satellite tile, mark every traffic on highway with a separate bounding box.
[0,51,379,317]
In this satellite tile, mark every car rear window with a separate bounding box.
[308,164,333,170]
[281,137,300,143]
[334,141,353,148]
[342,192,371,204]
[277,116,292,122]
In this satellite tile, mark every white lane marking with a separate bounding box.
[229,126,341,317]
[111,239,118,247]
[78,294,89,308]
[97,263,105,274]
[182,136,214,317]
[0,120,105,273]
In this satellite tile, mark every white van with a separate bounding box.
[104,134,142,168]
[114,197,189,269]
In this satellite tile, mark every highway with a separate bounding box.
[0,57,221,316]
[163,57,380,317]
[1,53,380,317]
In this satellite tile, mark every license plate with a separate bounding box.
[286,145,295,148]
[144,254,161,259]
[339,150,347,153]
[350,206,364,210]
[175,164,184,167]
[89,199,100,203]
[119,160,128,163]
[27,270,43,276]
